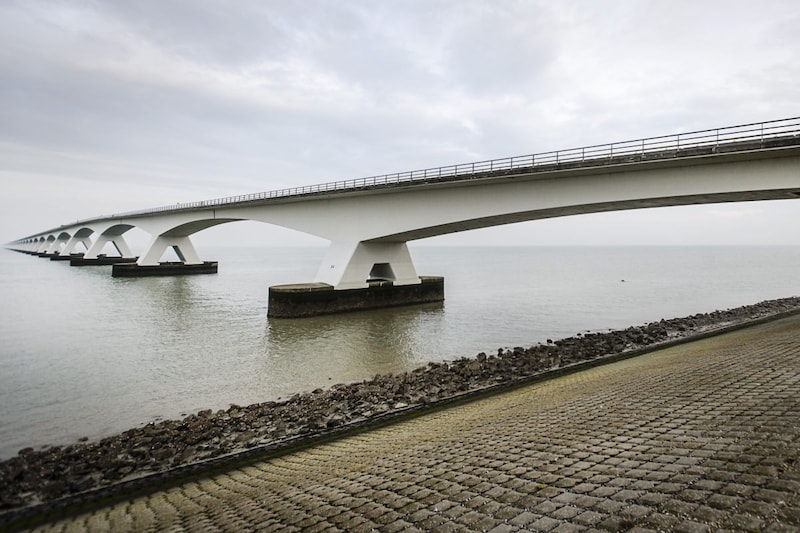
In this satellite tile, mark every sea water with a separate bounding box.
[1,245,798,458]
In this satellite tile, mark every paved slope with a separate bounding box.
[28,315,800,532]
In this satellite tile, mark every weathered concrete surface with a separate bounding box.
[21,313,800,532]
[69,256,138,266]
[48,254,79,262]
[268,276,444,317]
[111,261,218,277]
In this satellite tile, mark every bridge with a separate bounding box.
[7,117,800,316]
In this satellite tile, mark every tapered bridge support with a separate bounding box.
[46,235,70,256]
[137,235,202,266]
[51,233,91,260]
[36,239,52,254]
[60,235,92,256]
[111,234,217,277]
[315,241,422,290]
[84,233,134,260]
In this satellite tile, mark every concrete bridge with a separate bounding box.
[8,117,800,316]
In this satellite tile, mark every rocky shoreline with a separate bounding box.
[2,296,800,512]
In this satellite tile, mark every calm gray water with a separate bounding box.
[1,245,799,459]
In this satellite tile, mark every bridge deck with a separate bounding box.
[23,117,791,235]
[29,313,800,532]
[11,118,800,242]
[112,131,800,219]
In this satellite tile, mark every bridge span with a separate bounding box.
[7,117,800,316]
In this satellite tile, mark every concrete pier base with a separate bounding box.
[50,253,83,261]
[268,276,444,318]
[70,255,139,266]
[111,261,218,277]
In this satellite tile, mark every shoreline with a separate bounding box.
[2,296,800,518]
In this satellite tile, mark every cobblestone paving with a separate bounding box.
[31,315,800,532]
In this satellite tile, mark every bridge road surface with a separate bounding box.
[28,315,800,532]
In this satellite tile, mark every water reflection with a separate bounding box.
[263,302,445,392]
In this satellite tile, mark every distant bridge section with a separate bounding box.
[8,118,800,313]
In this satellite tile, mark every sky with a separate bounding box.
[1,0,799,249]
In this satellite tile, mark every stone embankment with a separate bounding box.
[2,297,800,511]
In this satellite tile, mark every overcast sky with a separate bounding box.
[2,0,798,248]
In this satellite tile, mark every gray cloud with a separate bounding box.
[1,0,798,245]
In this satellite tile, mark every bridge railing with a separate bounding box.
[75,116,800,224]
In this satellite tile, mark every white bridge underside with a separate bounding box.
[15,147,800,289]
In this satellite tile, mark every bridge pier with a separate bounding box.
[111,234,217,277]
[50,252,82,261]
[36,238,56,257]
[137,235,203,266]
[51,233,92,261]
[60,231,93,257]
[70,254,139,266]
[74,232,138,266]
[46,239,64,256]
[268,240,442,317]
[315,241,422,289]
[83,232,135,260]
[268,276,444,318]
[112,261,218,277]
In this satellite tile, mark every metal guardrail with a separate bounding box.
[16,117,800,240]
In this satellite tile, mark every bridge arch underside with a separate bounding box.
[45,232,71,254]
[135,218,240,265]
[82,224,137,259]
[38,235,55,253]
[56,227,94,256]
[306,189,797,290]
[369,189,798,243]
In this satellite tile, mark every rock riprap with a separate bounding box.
[1,296,799,511]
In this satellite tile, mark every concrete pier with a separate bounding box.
[70,255,139,266]
[50,253,83,261]
[111,261,218,277]
[268,276,444,318]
